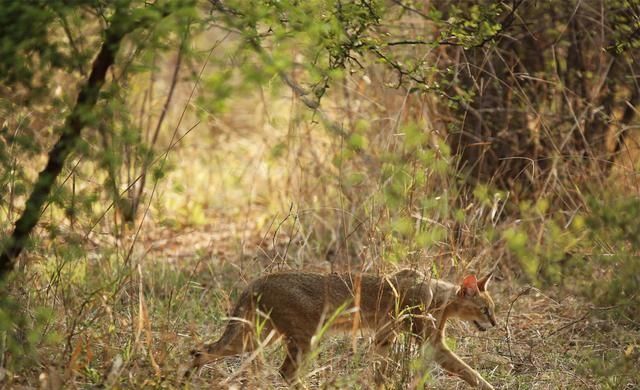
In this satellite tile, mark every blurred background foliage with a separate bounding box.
[0,0,639,387]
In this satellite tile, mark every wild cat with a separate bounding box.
[189,269,496,389]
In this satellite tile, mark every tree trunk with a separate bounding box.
[0,9,130,280]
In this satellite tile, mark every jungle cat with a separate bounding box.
[189,269,497,389]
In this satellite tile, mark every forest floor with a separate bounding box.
[122,222,639,389]
[14,218,640,389]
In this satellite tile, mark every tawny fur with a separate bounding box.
[189,269,496,389]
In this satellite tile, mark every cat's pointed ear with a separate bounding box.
[459,275,479,297]
[478,272,493,292]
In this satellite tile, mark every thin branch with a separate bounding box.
[131,23,189,220]
[0,6,172,280]
[504,286,532,361]
[388,0,527,49]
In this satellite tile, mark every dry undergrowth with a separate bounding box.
[3,3,640,389]
[185,263,636,388]
[19,219,635,390]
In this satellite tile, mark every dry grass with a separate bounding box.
[7,215,636,390]
[4,81,639,389]
[3,14,640,389]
